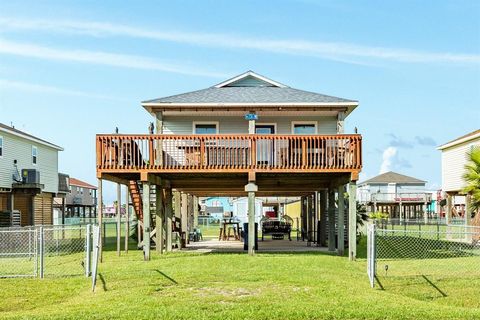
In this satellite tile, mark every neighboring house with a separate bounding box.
[65,177,97,218]
[438,129,480,220]
[358,171,433,220]
[0,123,68,226]
[96,71,362,257]
[202,197,233,216]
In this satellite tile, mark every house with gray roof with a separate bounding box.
[96,70,363,258]
[358,171,433,220]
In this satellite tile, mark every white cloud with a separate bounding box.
[0,17,478,65]
[380,147,397,174]
[0,79,125,100]
[0,38,226,78]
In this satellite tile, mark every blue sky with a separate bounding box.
[0,0,479,202]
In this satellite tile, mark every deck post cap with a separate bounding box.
[244,182,258,192]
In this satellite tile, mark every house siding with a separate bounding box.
[162,115,337,135]
[0,130,59,193]
[441,138,480,192]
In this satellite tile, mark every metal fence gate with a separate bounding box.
[367,223,480,288]
[0,224,95,278]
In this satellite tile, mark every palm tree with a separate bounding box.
[462,148,480,220]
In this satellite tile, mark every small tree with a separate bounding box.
[462,148,480,219]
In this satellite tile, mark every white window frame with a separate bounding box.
[291,121,318,134]
[0,136,3,158]
[255,123,277,134]
[32,146,38,165]
[192,121,219,134]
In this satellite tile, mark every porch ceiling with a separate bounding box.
[100,172,352,197]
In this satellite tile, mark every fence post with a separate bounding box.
[34,228,38,278]
[39,226,44,279]
[85,224,91,277]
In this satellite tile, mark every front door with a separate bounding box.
[255,125,275,165]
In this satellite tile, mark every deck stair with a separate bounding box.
[129,180,158,246]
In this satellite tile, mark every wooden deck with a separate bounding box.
[96,134,362,175]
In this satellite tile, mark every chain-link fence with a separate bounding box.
[0,224,95,278]
[367,223,480,289]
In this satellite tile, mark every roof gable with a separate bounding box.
[359,171,426,185]
[0,123,63,151]
[214,71,287,88]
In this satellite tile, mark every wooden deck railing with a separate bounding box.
[96,134,362,173]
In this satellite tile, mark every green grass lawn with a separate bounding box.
[0,237,479,319]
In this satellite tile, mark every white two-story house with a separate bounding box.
[0,123,67,226]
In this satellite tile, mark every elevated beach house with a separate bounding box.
[96,71,362,259]
[438,129,480,222]
[358,171,433,221]
[0,123,68,227]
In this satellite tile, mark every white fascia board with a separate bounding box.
[437,132,480,150]
[142,102,358,107]
[0,127,64,151]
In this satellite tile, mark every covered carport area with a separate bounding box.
[97,171,358,260]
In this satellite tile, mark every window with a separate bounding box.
[32,146,38,164]
[0,136,3,157]
[292,122,317,134]
[193,122,219,134]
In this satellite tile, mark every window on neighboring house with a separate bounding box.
[0,136,3,157]
[89,189,92,196]
[80,188,83,195]
[32,146,38,164]
[292,122,317,134]
[193,122,218,134]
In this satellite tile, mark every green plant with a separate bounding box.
[368,212,389,220]
[462,148,480,216]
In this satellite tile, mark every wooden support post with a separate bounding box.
[307,194,314,245]
[319,190,327,247]
[142,182,151,261]
[116,183,121,256]
[465,194,472,242]
[125,184,129,253]
[97,178,103,263]
[245,182,258,256]
[165,188,173,252]
[348,181,357,261]
[61,197,66,225]
[314,192,319,245]
[328,189,336,252]
[155,184,164,254]
[174,191,181,219]
[446,194,452,225]
[337,185,345,256]
[181,192,188,247]
[423,202,428,224]
[193,196,199,229]
[399,201,403,223]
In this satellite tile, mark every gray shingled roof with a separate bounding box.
[142,71,356,105]
[143,87,355,104]
[359,171,426,185]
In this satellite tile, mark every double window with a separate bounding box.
[32,146,38,165]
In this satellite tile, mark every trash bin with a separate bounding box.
[243,222,258,251]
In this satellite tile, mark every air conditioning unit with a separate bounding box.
[22,169,41,184]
